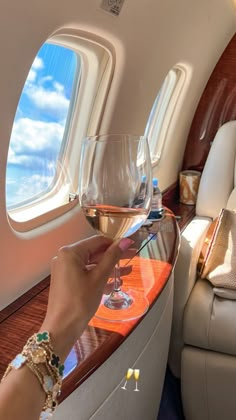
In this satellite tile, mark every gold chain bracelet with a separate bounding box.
[1,331,64,420]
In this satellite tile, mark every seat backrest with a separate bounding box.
[168,121,236,378]
[196,121,236,219]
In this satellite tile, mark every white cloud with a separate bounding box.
[32,56,44,71]
[24,55,70,121]
[25,83,69,120]
[53,82,64,92]
[22,51,70,121]
[6,46,75,207]
[6,173,54,206]
[16,173,53,198]
[8,117,64,163]
[25,57,44,86]
[5,178,16,186]
[40,75,53,85]
[27,69,37,83]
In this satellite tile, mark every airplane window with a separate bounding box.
[6,36,113,228]
[6,42,79,210]
[145,67,185,165]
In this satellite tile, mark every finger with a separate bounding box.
[119,265,133,276]
[85,263,97,271]
[119,248,136,260]
[63,235,113,264]
[89,247,136,264]
[50,256,58,278]
[88,249,111,264]
[92,238,134,283]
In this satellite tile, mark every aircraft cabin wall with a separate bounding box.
[0,0,235,308]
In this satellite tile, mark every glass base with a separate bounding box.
[95,289,149,322]
[104,289,133,310]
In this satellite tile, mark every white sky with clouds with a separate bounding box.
[6,45,76,207]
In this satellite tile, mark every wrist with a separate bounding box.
[40,319,86,362]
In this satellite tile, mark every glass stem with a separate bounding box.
[114,261,121,292]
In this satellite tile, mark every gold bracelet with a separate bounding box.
[1,331,64,420]
[23,333,64,378]
[25,360,45,388]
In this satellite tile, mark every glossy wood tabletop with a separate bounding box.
[0,208,180,401]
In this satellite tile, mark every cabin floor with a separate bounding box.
[158,366,185,420]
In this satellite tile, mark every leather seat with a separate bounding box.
[184,278,236,357]
[179,120,236,420]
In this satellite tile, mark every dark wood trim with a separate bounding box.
[0,277,50,324]
[163,35,236,229]
[183,34,236,172]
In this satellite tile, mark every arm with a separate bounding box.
[0,236,133,420]
[0,365,45,420]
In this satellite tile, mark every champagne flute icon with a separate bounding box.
[134,369,140,391]
[121,368,134,390]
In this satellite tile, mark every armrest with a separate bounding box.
[168,216,212,377]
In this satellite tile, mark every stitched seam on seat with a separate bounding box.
[206,282,214,349]
[205,288,214,420]
[204,350,210,420]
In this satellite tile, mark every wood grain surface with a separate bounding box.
[183,34,236,172]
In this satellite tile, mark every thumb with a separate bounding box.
[92,238,134,283]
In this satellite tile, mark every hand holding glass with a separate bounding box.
[78,134,152,321]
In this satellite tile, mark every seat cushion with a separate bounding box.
[182,347,236,420]
[183,278,236,356]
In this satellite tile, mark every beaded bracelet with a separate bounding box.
[1,331,64,420]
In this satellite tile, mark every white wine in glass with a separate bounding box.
[83,205,148,239]
[79,134,152,321]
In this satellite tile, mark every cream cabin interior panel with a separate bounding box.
[54,274,173,420]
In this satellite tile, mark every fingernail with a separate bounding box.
[118,238,135,252]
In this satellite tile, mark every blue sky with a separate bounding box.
[6,43,78,207]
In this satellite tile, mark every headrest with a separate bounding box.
[196,121,236,219]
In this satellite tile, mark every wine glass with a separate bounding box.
[121,368,134,390]
[78,134,152,321]
[133,369,140,391]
